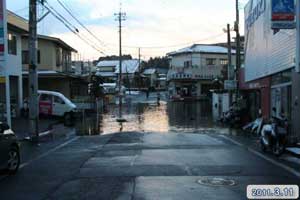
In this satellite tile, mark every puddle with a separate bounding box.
[75,99,239,136]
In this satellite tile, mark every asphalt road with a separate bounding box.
[0,131,299,200]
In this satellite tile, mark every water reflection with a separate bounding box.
[75,100,226,136]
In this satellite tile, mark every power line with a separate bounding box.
[40,0,106,55]
[44,0,107,54]
[56,0,107,47]
[43,0,79,33]
[106,33,225,49]
[39,1,106,55]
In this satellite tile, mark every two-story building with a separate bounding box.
[243,0,299,143]
[167,44,236,100]
[7,10,88,100]
[21,34,85,99]
[0,9,27,125]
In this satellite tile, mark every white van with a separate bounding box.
[38,90,77,121]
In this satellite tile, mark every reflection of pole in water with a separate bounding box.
[96,111,100,134]
[119,122,123,132]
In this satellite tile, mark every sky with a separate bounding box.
[7,0,247,61]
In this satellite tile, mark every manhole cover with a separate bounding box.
[197,178,236,187]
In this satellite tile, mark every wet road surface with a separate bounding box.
[75,97,231,136]
[0,96,299,200]
[0,132,299,200]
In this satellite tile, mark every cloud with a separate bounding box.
[8,0,246,60]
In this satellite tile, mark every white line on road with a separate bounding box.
[19,136,79,169]
[220,135,300,178]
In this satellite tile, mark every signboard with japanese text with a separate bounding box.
[271,0,296,29]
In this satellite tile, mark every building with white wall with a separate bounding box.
[167,44,236,100]
[0,8,25,125]
[243,0,299,143]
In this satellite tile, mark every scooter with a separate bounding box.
[260,111,288,156]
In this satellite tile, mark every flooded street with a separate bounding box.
[75,97,231,136]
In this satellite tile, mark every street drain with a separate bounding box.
[197,178,236,187]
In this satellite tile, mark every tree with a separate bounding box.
[141,56,169,70]
[98,54,132,61]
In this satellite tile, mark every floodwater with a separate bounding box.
[75,97,232,136]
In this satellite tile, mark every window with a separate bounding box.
[22,51,29,64]
[220,59,228,65]
[184,61,191,68]
[56,48,62,67]
[206,58,216,66]
[22,50,41,64]
[40,94,52,102]
[8,33,17,55]
[54,96,65,104]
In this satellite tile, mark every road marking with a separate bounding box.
[220,135,300,178]
[19,136,79,169]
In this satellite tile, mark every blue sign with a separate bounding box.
[272,0,295,20]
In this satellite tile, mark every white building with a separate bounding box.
[243,0,299,143]
[167,44,236,100]
[0,8,25,125]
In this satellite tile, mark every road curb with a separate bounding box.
[286,147,300,158]
[220,135,300,178]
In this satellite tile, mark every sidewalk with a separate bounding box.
[221,130,300,168]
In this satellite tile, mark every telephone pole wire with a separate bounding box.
[115,6,126,121]
[29,0,39,143]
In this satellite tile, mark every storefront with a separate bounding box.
[239,68,271,121]
[270,70,292,121]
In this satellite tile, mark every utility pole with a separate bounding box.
[115,6,126,121]
[227,24,232,80]
[138,48,141,73]
[29,0,39,142]
[138,48,141,89]
[234,0,241,99]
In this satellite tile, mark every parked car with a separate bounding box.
[0,122,20,174]
[38,90,77,122]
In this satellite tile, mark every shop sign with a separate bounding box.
[246,0,266,31]
[271,0,296,29]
